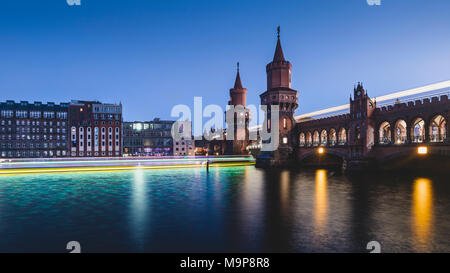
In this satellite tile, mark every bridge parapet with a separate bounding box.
[377,94,449,115]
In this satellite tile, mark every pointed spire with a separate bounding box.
[233,62,243,89]
[273,26,285,62]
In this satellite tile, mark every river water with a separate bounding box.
[0,166,449,253]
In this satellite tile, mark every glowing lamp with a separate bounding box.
[318,147,325,154]
[417,146,428,155]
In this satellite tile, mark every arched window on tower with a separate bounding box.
[355,126,361,140]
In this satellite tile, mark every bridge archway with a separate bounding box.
[394,119,407,144]
[411,117,425,143]
[313,130,320,147]
[429,115,446,142]
[320,130,328,146]
[329,128,337,146]
[298,149,347,168]
[338,127,347,145]
[379,121,391,144]
[306,132,312,147]
[299,132,306,147]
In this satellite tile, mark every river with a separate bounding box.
[0,166,448,252]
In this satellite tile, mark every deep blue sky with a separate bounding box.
[1,0,449,121]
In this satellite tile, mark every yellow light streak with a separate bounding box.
[0,162,255,176]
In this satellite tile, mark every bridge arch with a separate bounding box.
[299,132,306,147]
[329,128,337,146]
[410,117,425,143]
[313,130,320,147]
[429,114,446,142]
[306,131,312,147]
[394,119,407,144]
[378,121,392,144]
[338,127,347,145]
[320,129,328,146]
[298,148,348,162]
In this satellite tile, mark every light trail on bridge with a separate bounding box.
[249,80,450,131]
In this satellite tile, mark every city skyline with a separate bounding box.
[1,0,450,121]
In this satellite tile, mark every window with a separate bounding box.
[30,111,41,118]
[1,110,13,118]
[16,110,28,118]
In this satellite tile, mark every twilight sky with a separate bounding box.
[1,0,449,121]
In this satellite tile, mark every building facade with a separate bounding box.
[173,121,195,156]
[68,100,123,157]
[123,118,174,156]
[0,100,70,158]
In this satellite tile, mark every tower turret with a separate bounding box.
[257,27,299,167]
[225,63,250,155]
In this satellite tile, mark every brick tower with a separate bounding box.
[256,27,298,167]
[225,63,250,155]
[346,82,376,170]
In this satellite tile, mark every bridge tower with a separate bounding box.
[256,27,298,167]
[347,83,376,168]
[225,63,250,155]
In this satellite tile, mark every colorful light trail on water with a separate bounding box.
[0,156,255,176]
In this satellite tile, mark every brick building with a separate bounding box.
[68,100,123,157]
[0,100,69,158]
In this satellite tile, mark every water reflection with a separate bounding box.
[314,170,328,232]
[280,171,290,215]
[412,178,434,252]
[130,168,149,248]
[0,166,448,253]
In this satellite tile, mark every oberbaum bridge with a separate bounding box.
[221,28,450,171]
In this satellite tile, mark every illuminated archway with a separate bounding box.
[379,121,391,144]
[329,128,337,146]
[313,131,320,147]
[338,128,347,145]
[394,120,407,144]
[306,132,312,147]
[411,118,425,143]
[320,130,328,146]
[299,132,306,147]
[430,115,446,142]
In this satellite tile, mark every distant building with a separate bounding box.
[0,100,69,158]
[68,100,123,157]
[123,118,174,156]
[173,121,195,156]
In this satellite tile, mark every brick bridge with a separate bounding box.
[293,83,450,171]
